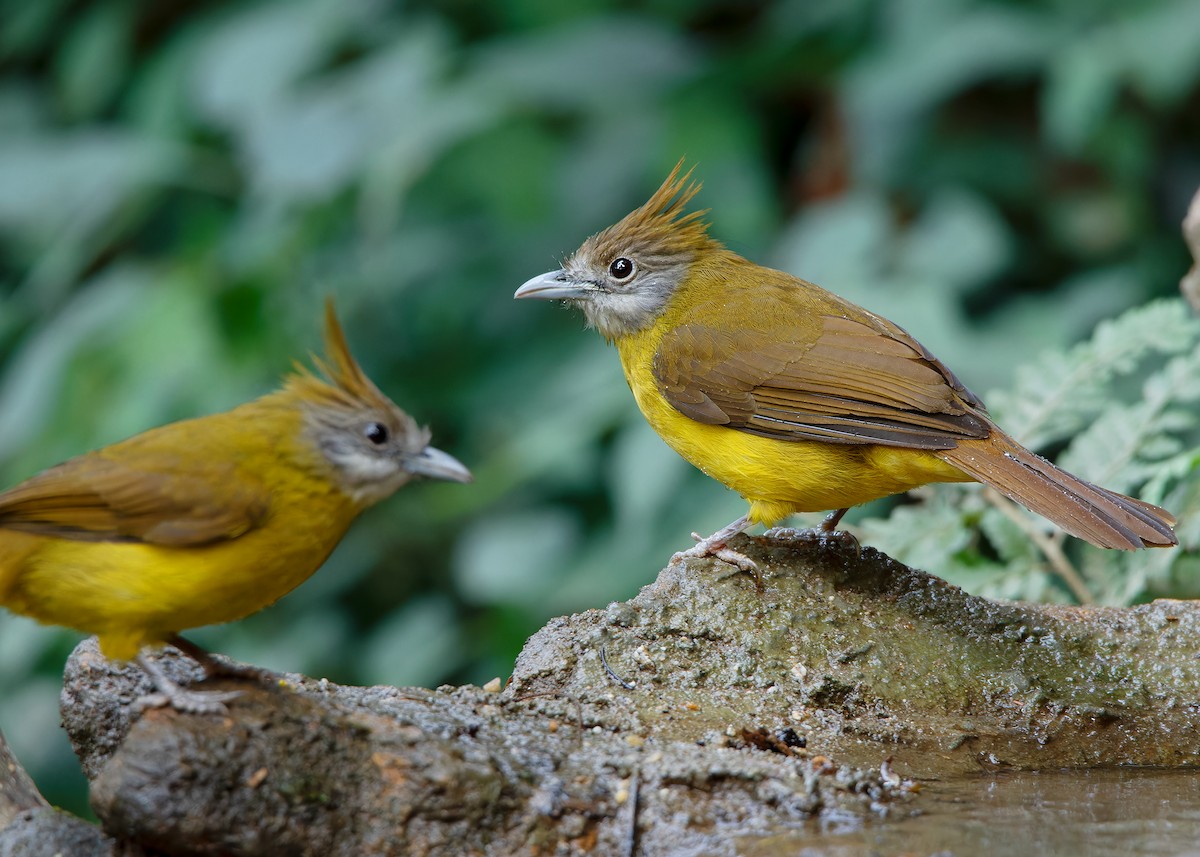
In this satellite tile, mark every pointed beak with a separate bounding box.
[405,446,472,483]
[514,269,598,301]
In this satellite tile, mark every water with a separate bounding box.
[744,769,1200,856]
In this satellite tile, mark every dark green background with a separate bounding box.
[2,0,1198,812]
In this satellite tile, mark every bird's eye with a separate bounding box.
[609,257,635,281]
[364,422,389,445]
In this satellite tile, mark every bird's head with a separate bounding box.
[284,300,472,506]
[515,161,722,341]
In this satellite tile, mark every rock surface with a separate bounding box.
[5,535,1200,855]
[511,535,1200,774]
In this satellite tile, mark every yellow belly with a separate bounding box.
[617,337,972,527]
[0,500,357,661]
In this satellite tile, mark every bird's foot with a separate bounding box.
[761,526,860,553]
[136,687,243,716]
[762,526,860,550]
[677,533,758,573]
[672,533,762,588]
[760,509,859,553]
[136,653,242,715]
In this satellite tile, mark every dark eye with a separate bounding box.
[609,257,635,281]
[364,422,389,445]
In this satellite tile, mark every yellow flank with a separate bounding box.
[615,318,972,528]
[0,404,360,662]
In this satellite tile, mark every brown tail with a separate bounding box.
[937,432,1177,550]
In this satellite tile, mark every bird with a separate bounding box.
[0,300,471,713]
[514,162,1177,574]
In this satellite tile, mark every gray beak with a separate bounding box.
[514,270,598,301]
[405,446,472,483]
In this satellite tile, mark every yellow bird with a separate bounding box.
[0,300,470,712]
[515,163,1176,572]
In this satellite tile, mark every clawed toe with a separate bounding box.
[708,546,757,574]
[136,687,242,716]
[136,650,246,716]
[672,537,762,588]
[760,521,860,554]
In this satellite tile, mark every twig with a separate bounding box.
[623,768,641,857]
[600,646,635,690]
[983,488,1094,604]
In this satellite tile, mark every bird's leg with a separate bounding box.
[671,514,760,583]
[820,507,848,533]
[167,634,276,685]
[135,652,242,715]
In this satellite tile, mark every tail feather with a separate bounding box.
[938,434,1177,550]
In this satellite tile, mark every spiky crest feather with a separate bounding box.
[283,299,397,415]
[581,160,721,266]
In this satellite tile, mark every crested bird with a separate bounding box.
[0,300,471,712]
[515,163,1176,573]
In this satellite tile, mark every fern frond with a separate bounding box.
[1060,346,1200,491]
[854,491,974,571]
[987,299,1200,449]
[858,297,1200,606]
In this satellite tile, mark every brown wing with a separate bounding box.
[0,450,269,546]
[653,313,991,450]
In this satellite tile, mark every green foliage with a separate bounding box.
[859,299,1200,606]
[0,0,1198,813]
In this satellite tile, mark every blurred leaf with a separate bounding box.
[360,595,464,688]
[772,191,892,288]
[843,1,1054,180]
[55,2,130,119]
[1060,349,1200,491]
[0,266,151,464]
[855,494,973,573]
[608,421,689,535]
[1118,0,1200,105]
[453,508,581,606]
[896,188,1012,291]
[1043,40,1119,153]
[240,24,471,202]
[0,0,73,59]
[190,0,347,127]
[0,131,181,236]
[469,16,699,109]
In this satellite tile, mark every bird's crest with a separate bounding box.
[285,299,396,414]
[584,159,721,263]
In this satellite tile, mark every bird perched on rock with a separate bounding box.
[0,300,471,712]
[515,163,1176,573]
